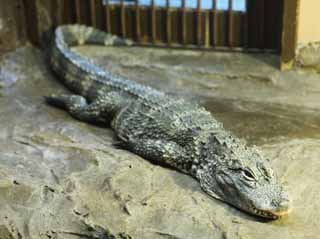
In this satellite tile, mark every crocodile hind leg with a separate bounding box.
[45,92,129,124]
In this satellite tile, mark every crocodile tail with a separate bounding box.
[49,24,133,97]
[55,24,133,47]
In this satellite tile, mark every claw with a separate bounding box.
[44,94,67,109]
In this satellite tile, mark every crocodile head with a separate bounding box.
[197,141,290,219]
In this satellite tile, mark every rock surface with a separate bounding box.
[295,42,320,72]
[0,46,320,239]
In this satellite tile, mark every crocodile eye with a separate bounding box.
[242,169,256,181]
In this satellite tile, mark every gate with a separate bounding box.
[24,0,284,53]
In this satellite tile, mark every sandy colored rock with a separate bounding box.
[0,45,320,239]
[296,42,320,71]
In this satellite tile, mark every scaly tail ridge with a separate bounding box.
[50,24,163,102]
[49,25,133,98]
[55,24,133,46]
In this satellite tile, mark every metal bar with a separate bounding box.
[228,0,233,47]
[90,0,97,27]
[166,0,171,45]
[135,0,141,41]
[243,0,248,48]
[120,0,126,37]
[196,0,201,46]
[181,0,186,45]
[105,0,111,32]
[211,0,217,46]
[151,0,156,43]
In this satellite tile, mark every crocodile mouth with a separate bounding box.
[251,205,291,219]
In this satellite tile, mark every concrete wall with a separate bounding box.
[297,0,320,44]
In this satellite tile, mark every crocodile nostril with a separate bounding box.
[279,198,290,210]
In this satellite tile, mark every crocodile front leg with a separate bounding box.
[125,138,190,171]
[45,92,129,124]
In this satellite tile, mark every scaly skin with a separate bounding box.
[46,25,291,219]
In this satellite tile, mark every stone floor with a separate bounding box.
[0,45,319,239]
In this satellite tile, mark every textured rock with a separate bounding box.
[1,46,320,239]
[295,42,320,72]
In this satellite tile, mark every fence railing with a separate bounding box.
[23,0,283,52]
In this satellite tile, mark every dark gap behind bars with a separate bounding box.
[23,0,283,53]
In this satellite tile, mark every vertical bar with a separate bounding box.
[211,0,217,46]
[135,0,141,41]
[259,0,265,49]
[23,0,39,44]
[90,0,97,27]
[96,0,105,30]
[120,0,126,37]
[280,0,299,70]
[204,11,210,47]
[243,0,248,48]
[16,0,28,45]
[55,0,64,25]
[151,0,156,43]
[196,0,201,46]
[105,0,111,32]
[62,1,72,24]
[75,0,82,23]
[228,0,233,47]
[49,1,58,26]
[181,0,187,45]
[166,0,171,45]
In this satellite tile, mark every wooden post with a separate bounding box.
[135,0,141,41]
[196,0,201,46]
[22,0,39,45]
[75,0,82,23]
[280,0,300,70]
[105,0,111,32]
[166,0,171,45]
[53,0,64,25]
[204,11,210,47]
[211,0,217,46]
[258,0,265,49]
[182,0,186,45]
[228,0,233,47]
[120,0,126,37]
[151,0,156,43]
[90,0,97,27]
[243,0,248,48]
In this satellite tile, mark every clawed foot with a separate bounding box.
[44,94,87,110]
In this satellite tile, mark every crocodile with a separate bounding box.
[46,24,291,219]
